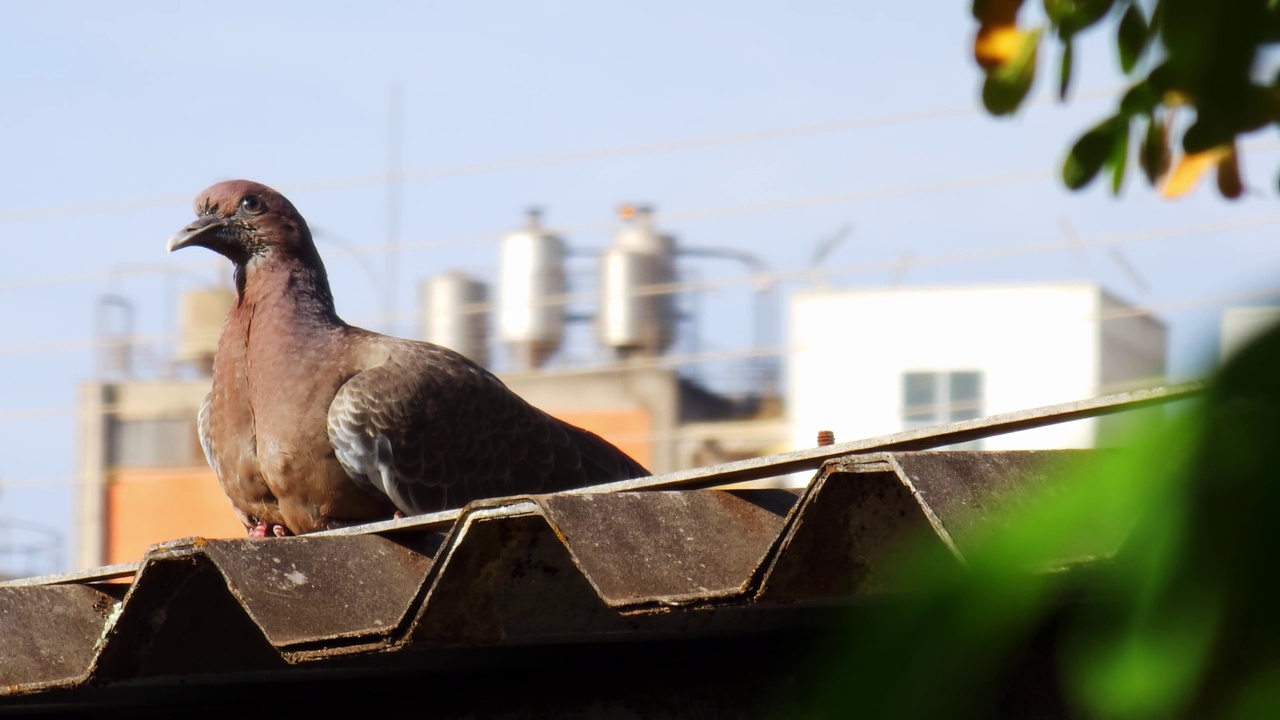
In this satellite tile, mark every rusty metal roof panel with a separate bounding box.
[0,585,119,693]
[402,505,637,649]
[535,489,799,606]
[0,447,1125,704]
[756,456,955,603]
[191,534,434,648]
[89,549,288,684]
[890,450,1107,558]
[753,451,1104,603]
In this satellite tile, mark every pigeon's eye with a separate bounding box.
[240,195,267,215]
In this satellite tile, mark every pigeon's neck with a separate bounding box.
[237,255,344,330]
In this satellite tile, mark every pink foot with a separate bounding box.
[393,510,405,520]
[248,520,291,538]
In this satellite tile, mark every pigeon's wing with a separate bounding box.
[327,341,648,515]
[197,392,215,471]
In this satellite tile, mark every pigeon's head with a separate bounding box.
[168,180,316,265]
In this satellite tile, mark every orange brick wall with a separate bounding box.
[106,468,244,565]
[547,409,652,470]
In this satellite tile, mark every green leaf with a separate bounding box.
[1146,61,1175,95]
[1039,0,1070,23]
[1118,3,1150,74]
[1109,117,1130,195]
[1140,114,1170,185]
[1063,116,1120,190]
[1059,0,1116,35]
[1059,38,1074,100]
[1239,84,1280,134]
[982,28,1043,115]
[1119,80,1157,118]
[1183,114,1233,154]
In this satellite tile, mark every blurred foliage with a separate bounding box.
[972,0,1280,199]
[793,322,1280,718]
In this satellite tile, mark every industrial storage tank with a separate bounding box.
[498,208,566,370]
[419,272,489,366]
[176,288,236,375]
[599,204,677,358]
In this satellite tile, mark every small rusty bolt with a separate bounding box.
[817,430,835,447]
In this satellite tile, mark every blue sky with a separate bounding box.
[2,2,1277,572]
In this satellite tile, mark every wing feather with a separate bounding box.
[197,392,215,471]
[327,340,648,515]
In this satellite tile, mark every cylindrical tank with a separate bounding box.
[176,288,236,375]
[598,205,677,357]
[419,272,489,366]
[498,208,566,370]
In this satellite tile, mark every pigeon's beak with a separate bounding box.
[167,217,228,253]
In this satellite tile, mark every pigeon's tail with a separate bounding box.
[564,422,651,485]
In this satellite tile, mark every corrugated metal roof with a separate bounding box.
[0,385,1200,714]
[2,449,1102,700]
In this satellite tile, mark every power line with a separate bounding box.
[3,131,1273,297]
[0,86,1124,227]
[0,168,1060,292]
[6,148,1278,299]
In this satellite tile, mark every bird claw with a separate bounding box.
[248,520,291,538]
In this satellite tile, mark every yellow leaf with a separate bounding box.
[974,24,1027,71]
[1161,146,1231,199]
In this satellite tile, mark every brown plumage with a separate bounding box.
[168,180,649,537]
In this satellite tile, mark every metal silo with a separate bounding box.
[598,204,677,358]
[498,208,566,370]
[175,288,235,376]
[419,272,489,366]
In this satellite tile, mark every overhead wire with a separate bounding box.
[3,162,1278,300]
[0,167,1065,293]
[0,85,1124,227]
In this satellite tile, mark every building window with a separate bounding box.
[107,417,203,468]
[902,371,984,449]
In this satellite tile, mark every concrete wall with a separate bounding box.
[1099,290,1167,392]
[1220,306,1280,362]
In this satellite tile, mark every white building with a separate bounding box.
[1220,306,1280,362]
[787,283,1166,454]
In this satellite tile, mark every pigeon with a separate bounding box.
[168,180,649,537]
